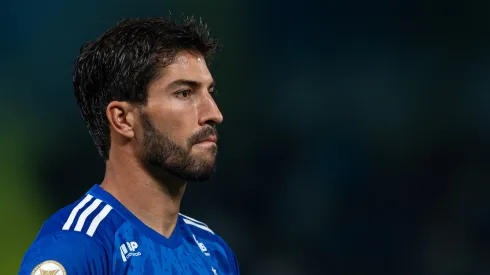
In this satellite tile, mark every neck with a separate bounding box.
[100,150,186,238]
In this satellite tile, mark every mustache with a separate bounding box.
[188,126,219,145]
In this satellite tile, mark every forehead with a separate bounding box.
[154,51,213,86]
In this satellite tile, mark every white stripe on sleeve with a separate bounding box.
[62,195,93,231]
[183,218,215,235]
[86,204,112,237]
[74,199,102,232]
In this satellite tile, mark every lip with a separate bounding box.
[198,135,217,143]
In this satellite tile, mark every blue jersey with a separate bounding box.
[19,185,239,275]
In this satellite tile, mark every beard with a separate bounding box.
[139,111,218,181]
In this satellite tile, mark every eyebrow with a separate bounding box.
[167,79,215,90]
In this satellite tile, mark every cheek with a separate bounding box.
[151,103,197,145]
[167,103,198,130]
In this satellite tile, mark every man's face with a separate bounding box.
[137,51,223,181]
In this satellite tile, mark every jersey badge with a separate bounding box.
[30,260,66,275]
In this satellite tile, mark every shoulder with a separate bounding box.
[37,193,124,244]
[19,194,125,275]
[18,230,109,275]
[179,213,240,274]
[180,213,234,249]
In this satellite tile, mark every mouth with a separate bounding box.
[197,135,217,144]
[193,135,218,147]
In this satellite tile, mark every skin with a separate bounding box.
[100,51,223,238]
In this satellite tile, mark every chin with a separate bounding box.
[181,169,216,181]
[163,157,216,182]
[187,160,217,181]
[190,148,217,163]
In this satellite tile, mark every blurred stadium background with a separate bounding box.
[3,0,490,274]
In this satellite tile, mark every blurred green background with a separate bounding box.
[3,0,490,274]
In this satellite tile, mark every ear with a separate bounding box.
[106,101,136,139]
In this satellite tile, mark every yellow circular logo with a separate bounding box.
[30,260,66,275]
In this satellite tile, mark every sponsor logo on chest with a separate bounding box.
[119,241,141,262]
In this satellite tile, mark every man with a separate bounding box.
[18,16,239,275]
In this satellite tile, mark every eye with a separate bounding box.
[175,90,192,98]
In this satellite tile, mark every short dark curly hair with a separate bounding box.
[73,16,220,160]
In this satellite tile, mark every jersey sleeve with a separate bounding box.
[18,231,109,275]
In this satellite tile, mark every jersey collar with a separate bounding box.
[88,184,183,248]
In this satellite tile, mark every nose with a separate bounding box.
[198,93,223,126]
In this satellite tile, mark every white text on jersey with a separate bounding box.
[120,241,141,262]
[192,234,210,256]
